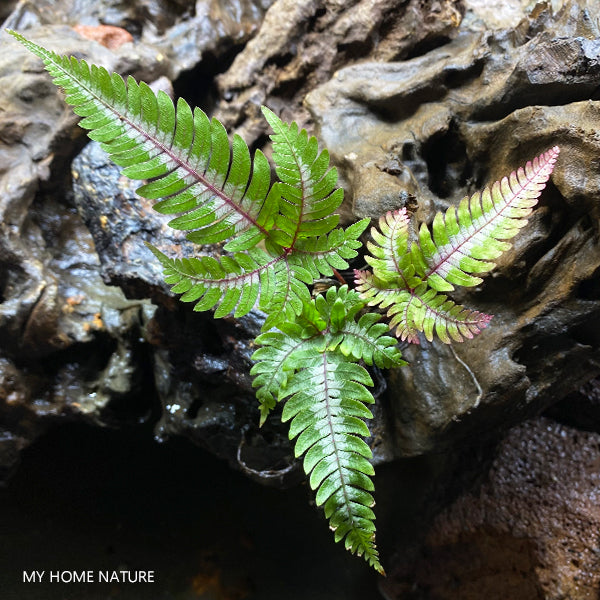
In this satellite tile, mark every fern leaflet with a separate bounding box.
[262,107,344,248]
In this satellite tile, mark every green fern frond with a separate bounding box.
[8,32,371,327]
[8,30,277,252]
[251,286,403,421]
[249,325,314,425]
[262,107,344,248]
[149,201,368,332]
[251,287,403,571]
[413,147,560,292]
[357,148,559,344]
[355,271,491,343]
[146,244,269,317]
[281,352,383,572]
[147,242,314,329]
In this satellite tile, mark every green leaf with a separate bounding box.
[389,283,493,343]
[365,209,413,285]
[290,218,370,279]
[251,328,318,425]
[262,107,344,248]
[146,243,270,316]
[8,30,277,252]
[279,352,384,573]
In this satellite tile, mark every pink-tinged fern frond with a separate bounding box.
[413,146,560,292]
[387,284,493,344]
[356,270,492,344]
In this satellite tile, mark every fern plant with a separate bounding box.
[9,29,559,574]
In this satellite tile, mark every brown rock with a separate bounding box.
[215,0,466,144]
[305,2,600,457]
[381,417,600,600]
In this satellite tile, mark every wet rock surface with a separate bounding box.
[0,0,600,596]
[0,24,170,480]
[0,0,282,480]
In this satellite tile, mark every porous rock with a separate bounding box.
[380,417,600,600]
[1,0,599,492]
[214,0,466,144]
[3,0,273,78]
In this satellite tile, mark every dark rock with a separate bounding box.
[380,417,600,600]
[0,0,599,499]
[0,0,277,481]
[0,25,170,478]
[545,376,600,433]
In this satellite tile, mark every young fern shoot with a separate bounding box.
[9,29,559,574]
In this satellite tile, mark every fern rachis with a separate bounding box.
[9,29,560,574]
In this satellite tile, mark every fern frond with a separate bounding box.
[262,107,344,248]
[250,324,318,425]
[354,269,411,310]
[251,287,402,571]
[359,148,558,343]
[281,352,382,572]
[147,243,316,330]
[146,244,270,317]
[355,271,492,343]
[315,286,405,367]
[413,147,560,292]
[9,30,277,252]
